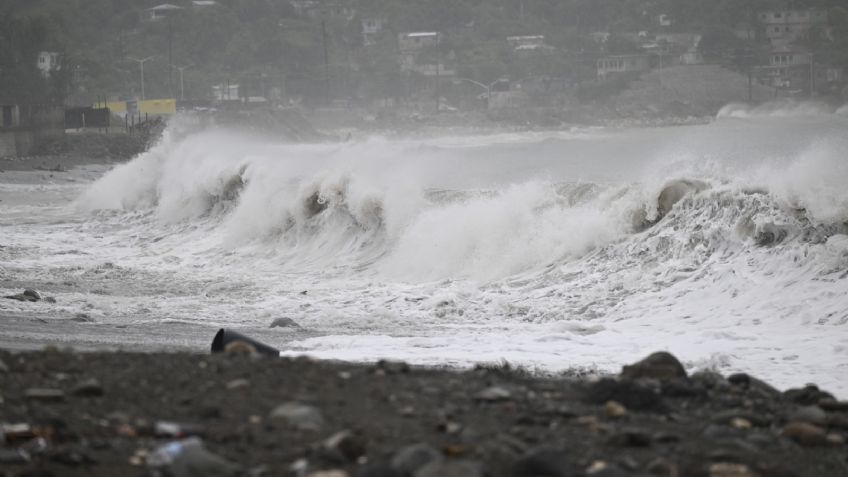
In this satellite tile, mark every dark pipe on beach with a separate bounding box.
[211,328,280,357]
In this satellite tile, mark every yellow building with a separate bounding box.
[97,99,176,117]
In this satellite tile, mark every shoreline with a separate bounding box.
[1,347,846,476]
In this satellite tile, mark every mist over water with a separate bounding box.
[4,105,848,394]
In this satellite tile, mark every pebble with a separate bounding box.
[413,460,485,477]
[24,388,65,402]
[782,421,828,446]
[475,386,512,402]
[390,443,442,475]
[309,471,349,477]
[512,448,576,477]
[621,351,687,380]
[825,433,845,446]
[608,428,652,447]
[603,401,628,419]
[585,378,665,412]
[269,402,324,431]
[730,418,752,430]
[324,430,367,462]
[789,405,827,426]
[225,378,250,390]
[71,378,104,397]
[709,463,758,477]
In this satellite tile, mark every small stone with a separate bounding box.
[512,448,576,477]
[789,405,827,426]
[309,471,349,477]
[71,313,94,323]
[621,351,687,380]
[44,296,57,303]
[269,402,324,431]
[818,400,848,412]
[603,401,627,419]
[784,384,835,405]
[475,386,511,402]
[825,433,845,446]
[608,428,651,447]
[23,289,43,301]
[324,430,366,462]
[71,378,104,397]
[270,317,302,329]
[585,378,665,412]
[413,460,484,477]
[782,421,828,446]
[726,373,780,398]
[226,378,250,390]
[646,457,678,477]
[708,463,758,477]
[730,418,752,430]
[25,388,65,402]
[391,443,442,475]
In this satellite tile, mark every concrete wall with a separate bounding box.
[0,131,33,158]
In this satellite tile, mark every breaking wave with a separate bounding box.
[716,100,843,119]
[78,114,848,285]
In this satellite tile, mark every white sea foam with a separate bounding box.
[4,111,848,396]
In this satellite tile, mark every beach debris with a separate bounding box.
[147,437,241,477]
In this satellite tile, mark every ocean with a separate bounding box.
[2,102,847,396]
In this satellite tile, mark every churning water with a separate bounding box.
[2,103,847,394]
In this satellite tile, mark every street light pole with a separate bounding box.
[128,56,154,100]
[172,64,192,101]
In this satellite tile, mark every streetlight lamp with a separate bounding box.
[128,56,154,100]
[172,64,192,101]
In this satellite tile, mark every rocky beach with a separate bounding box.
[1,346,848,477]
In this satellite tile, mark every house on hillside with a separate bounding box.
[758,9,827,45]
[597,54,649,79]
[506,35,552,53]
[36,51,62,78]
[398,32,441,53]
[290,1,355,21]
[362,17,384,46]
[143,4,184,22]
[755,45,813,93]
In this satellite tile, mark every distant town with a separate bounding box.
[2,0,847,156]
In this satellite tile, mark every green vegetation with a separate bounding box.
[1,0,847,106]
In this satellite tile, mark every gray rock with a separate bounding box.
[44,296,57,304]
[726,373,780,399]
[585,378,665,412]
[621,351,687,380]
[413,460,485,477]
[71,378,104,397]
[690,370,730,391]
[608,428,652,447]
[24,388,65,402]
[269,402,324,431]
[71,313,94,323]
[512,448,576,477]
[789,406,827,426]
[782,421,828,446]
[23,289,42,301]
[270,317,302,329]
[391,443,442,475]
[356,464,402,477]
[0,358,8,373]
[324,430,366,462]
[475,386,512,402]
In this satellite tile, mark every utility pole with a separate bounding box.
[172,64,192,100]
[321,20,330,103]
[168,18,174,98]
[809,52,814,98]
[128,56,154,100]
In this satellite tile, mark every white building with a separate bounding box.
[36,51,61,78]
[758,9,827,45]
[143,4,184,22]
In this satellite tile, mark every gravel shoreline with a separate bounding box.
[1,344,847,477]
